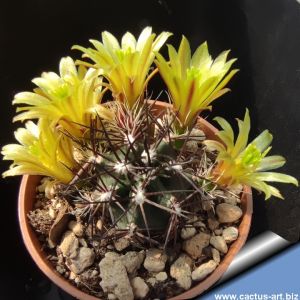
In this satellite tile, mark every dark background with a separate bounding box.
[0,0,299,299]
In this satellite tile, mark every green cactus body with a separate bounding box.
[64,101,207,247]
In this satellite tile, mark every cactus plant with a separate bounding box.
[2,27,298,248]
[1,27,298,299]
[60,100,209,247]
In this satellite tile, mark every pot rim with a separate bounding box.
[18,100,253,300]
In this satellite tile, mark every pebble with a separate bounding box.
[37,177,53,194]
[68,247,95,274]
[108,294,117,300]
[214,229,223,235]
[211,248,221,264]
[202,200,213,211]
[208,218,219,231]
[59,231,79,258]
[214,190,226,199]
[186,140,198,152]
[45,183,57,199]
[210,236,228,254]
[222,226,239,242]
[146,277,157,287]
[114,237,130,251]
[99,254,133,300]
[170,254,193,290]
[131,277,149,299]
[224,193,238,205]
[180,227,197,240]
[191,260,217,281]
[68,221,84,237]
[105,251,120,259]
[144,248,167,272]
[121,251,145,274]
[155,272,168,282]
[182,232,210,259]
[216,203,243,223]
[228,184,243,195]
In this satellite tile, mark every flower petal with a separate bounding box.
[257,155,286,171]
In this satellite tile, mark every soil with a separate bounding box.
[27,103,244,300]
[28,176,243,300]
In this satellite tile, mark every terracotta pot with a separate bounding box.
[18,101,253,300]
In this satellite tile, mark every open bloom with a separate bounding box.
[72,27,172,108]
[13,57,112,137]
[155,36,238,130]
[2,119,76,183]
[203,109,298,199]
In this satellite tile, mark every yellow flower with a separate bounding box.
[155,36,238,130]
[13,57,112,137]
[203,109,298,199]
[72,27,172,108]
[2,119,76,183]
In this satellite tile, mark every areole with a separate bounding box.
[18,101,253,300]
